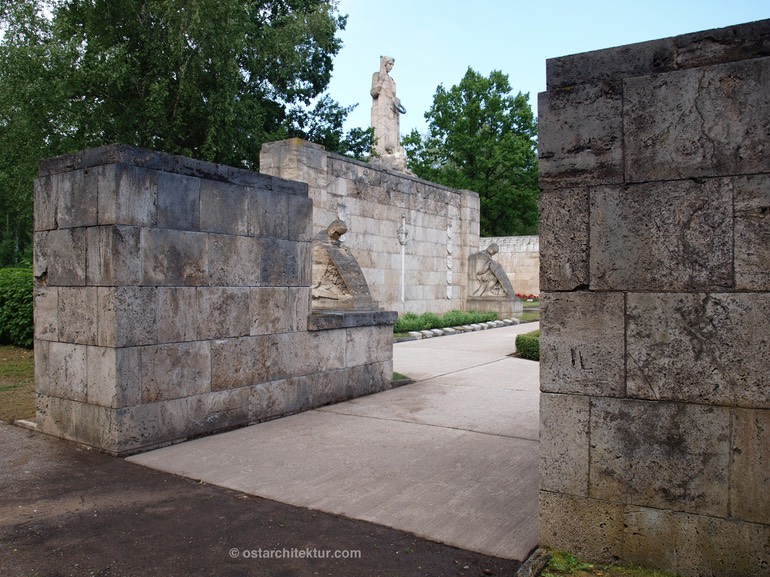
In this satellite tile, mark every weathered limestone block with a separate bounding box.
[97,287,158,347]
[158,287,198,342]
[207,234,261,287]
[623,507,770,577]
[140,342,211,403]
[539,189,589,291]
[33,286,58,341]
[142,228,208,286]
[200,180,248,235]
[624,57,770,182]
[345,325,393,367]
[34,175,57,231]
[36,396,118,451]
[56,169,96,229]
[627,292,770,407]
[590,180,733,291]
[538,83,624,188]
[250,287,294,335]
[86,346,141,408]
[45,342,88,402]
[540,292,624,396]
[546,19,770,89]
[34,229,87,286]
[97,163,158,226]
[267,329,347,380]
[589,398,730,516]
[539,492,625,564]
[157,172,200,230]
[57,287,98,345]
[345,360,393,399]
[539,393,589,496]
[730,408,770,525]
[249,376,312,422]
[195,287,250,340]
[86,226,142,286]
[210,337,269,390]
[734,174,770,290]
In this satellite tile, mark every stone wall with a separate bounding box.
[480,236,539,297]
[33,145,395,456]
[538,19,770,577]
[260,139,480,314]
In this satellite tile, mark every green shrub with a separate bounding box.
[0,268,34,348]
[515,330,539,361]
[394,310,499,333]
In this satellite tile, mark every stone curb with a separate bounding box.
[514,547,551,577]
[396,318,524,341]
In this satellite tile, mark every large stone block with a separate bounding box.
[590,180,733,291]
[538,83,624,188]
[540,292,625,396]
[140,341,211,403]
[57,169,97,229]
[539,393,590,496]
[249,376,312,422]
[250,287,291,335]
[86,226,143,286]
[344,325,393,367]
[200,180,248,235]
[627,293,770,407]
[143,228,208,286]
[538,189,589,291]
[196,287,250,340]
[36,395,118,451]
[97,287,158,347]
[34,176,56,232]
[157,172,200,230]
[249,188,289,239]
[97,164,158,226]
[158,287,198,343]
[86,345,141,408]
[623,506,770,577]
[46,342,88,402]
[34,229,87,286]
[734,174,770,290]
[57,287,98,345]
[731,408,770,525]
[34,287,58,341]
[539,492,625,564]
[589,398,730,516]
[624,57,770,182]
[207,234,261,287]
[210,337,269,390]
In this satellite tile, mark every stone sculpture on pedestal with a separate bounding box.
[467,242,522,317]
[370,55,408,172]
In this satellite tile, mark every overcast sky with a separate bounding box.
[326,0,769,135]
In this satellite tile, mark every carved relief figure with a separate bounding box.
[470,243,515,297]
[371,55,408,171]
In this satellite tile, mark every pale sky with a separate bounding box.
[326,0,769,135]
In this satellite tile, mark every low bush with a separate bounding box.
[515,330,539,361]
[0,268,34,349]
[394,309,498,334]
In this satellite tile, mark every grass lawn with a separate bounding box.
[0,345,35,423]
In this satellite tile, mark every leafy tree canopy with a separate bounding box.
[403,67,539,237]
[0,0,369,266]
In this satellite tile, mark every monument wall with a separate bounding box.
[33,145,395,456]
[538,19,770,577]
[480,236,539,297]
[261,139,480,314]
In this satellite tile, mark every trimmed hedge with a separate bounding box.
[0,267,34,348]
[394,310,498,333]
[515,330,539,361]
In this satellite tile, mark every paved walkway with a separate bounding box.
[128,322,540,561]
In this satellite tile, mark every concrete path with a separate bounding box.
[128,322,540,561]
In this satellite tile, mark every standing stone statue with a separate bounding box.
[371,55,408,172]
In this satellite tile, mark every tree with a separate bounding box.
[0,0,366,265]
[403,67,539,237]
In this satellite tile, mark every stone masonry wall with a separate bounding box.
[33,145,395,456]
[538,20,770,577]
[260,139,480,314]
[480,236,539,297]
